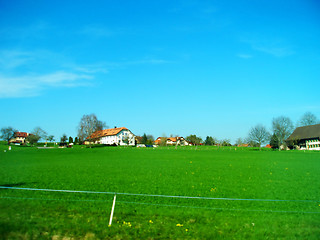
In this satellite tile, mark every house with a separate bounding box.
[9,132,30,144]
[154,137,166,145]
[286,124,320,150]
[155,137,190,146]
[86,127,136,146]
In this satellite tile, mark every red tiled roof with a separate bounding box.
[15,132,29,137]
[88,127,128,139]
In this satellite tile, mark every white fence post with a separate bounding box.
[108,195,116,226]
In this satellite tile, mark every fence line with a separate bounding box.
[0,186,318,203]
[1,196,319,214]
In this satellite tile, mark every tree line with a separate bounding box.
[1,112,319,147]
[246,112,319,150]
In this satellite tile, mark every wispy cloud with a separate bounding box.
[0,49,173,98]
[253,45,294,57]
[241,36,295,57]
[0,71,92,98]
[0,50,99,98]
[0,50,35,69]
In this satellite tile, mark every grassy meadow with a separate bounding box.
[0,143,319,239]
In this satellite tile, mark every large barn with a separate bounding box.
[286,124,320,150]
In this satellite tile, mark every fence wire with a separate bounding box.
[0,186,319,214]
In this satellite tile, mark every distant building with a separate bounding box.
[86,127,135,146]
[9,132,30,144]
[155,137,190,146]
[237,144,249,147]
[286,124,320,150]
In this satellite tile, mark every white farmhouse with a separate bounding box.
[87,127,135,146]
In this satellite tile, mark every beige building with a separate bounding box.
[9,132,30,144]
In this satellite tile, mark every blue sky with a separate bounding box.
[1,0,319,143]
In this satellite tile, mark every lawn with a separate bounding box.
[0,144,319,239]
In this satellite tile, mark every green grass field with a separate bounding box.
[0,143,319,239]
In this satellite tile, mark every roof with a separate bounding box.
[287,124,320,141]
[15,132,29,137]
[88,127,129,139]
[167,137,177,142]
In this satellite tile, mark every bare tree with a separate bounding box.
[77,114,106,141]
[297,112,319,127]
[272,116,294,149]
[247,124,270,150]
[46,135,55,142]
[26,127,47,145]
[60,134,68,143]
[235,137,244,146]
[0,127,17,145]
[32,127,47,141]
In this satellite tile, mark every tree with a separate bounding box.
[26,127,47,145]
[47,135,55,142]
[146,135,154,145]
[141,133,148,144]
[247,124,270,150]
[26,134,40,146]
[204,136,215,145]
[159,136,167,146]
[32,127,47,142]
[235,137,244,146]
[220,139,232,146]
[186,135,202,145]
[272,116,294,149]
[74,137,79,144]
[270,133,279,150]
[77,114,107,141]
[0,127,17,145]
[60,134,68,143]
[68,136,73,144]
[297,112,319,127]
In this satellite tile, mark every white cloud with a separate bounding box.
[0,71,93,98]
[0,49,172,98]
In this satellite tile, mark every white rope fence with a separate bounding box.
[1,185,319,225]
[0,186,317,203]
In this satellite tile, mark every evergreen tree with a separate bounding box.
[204,136,215,145]
[69,136,73,144]
[142,133,148,144]
[270,133,279,149]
